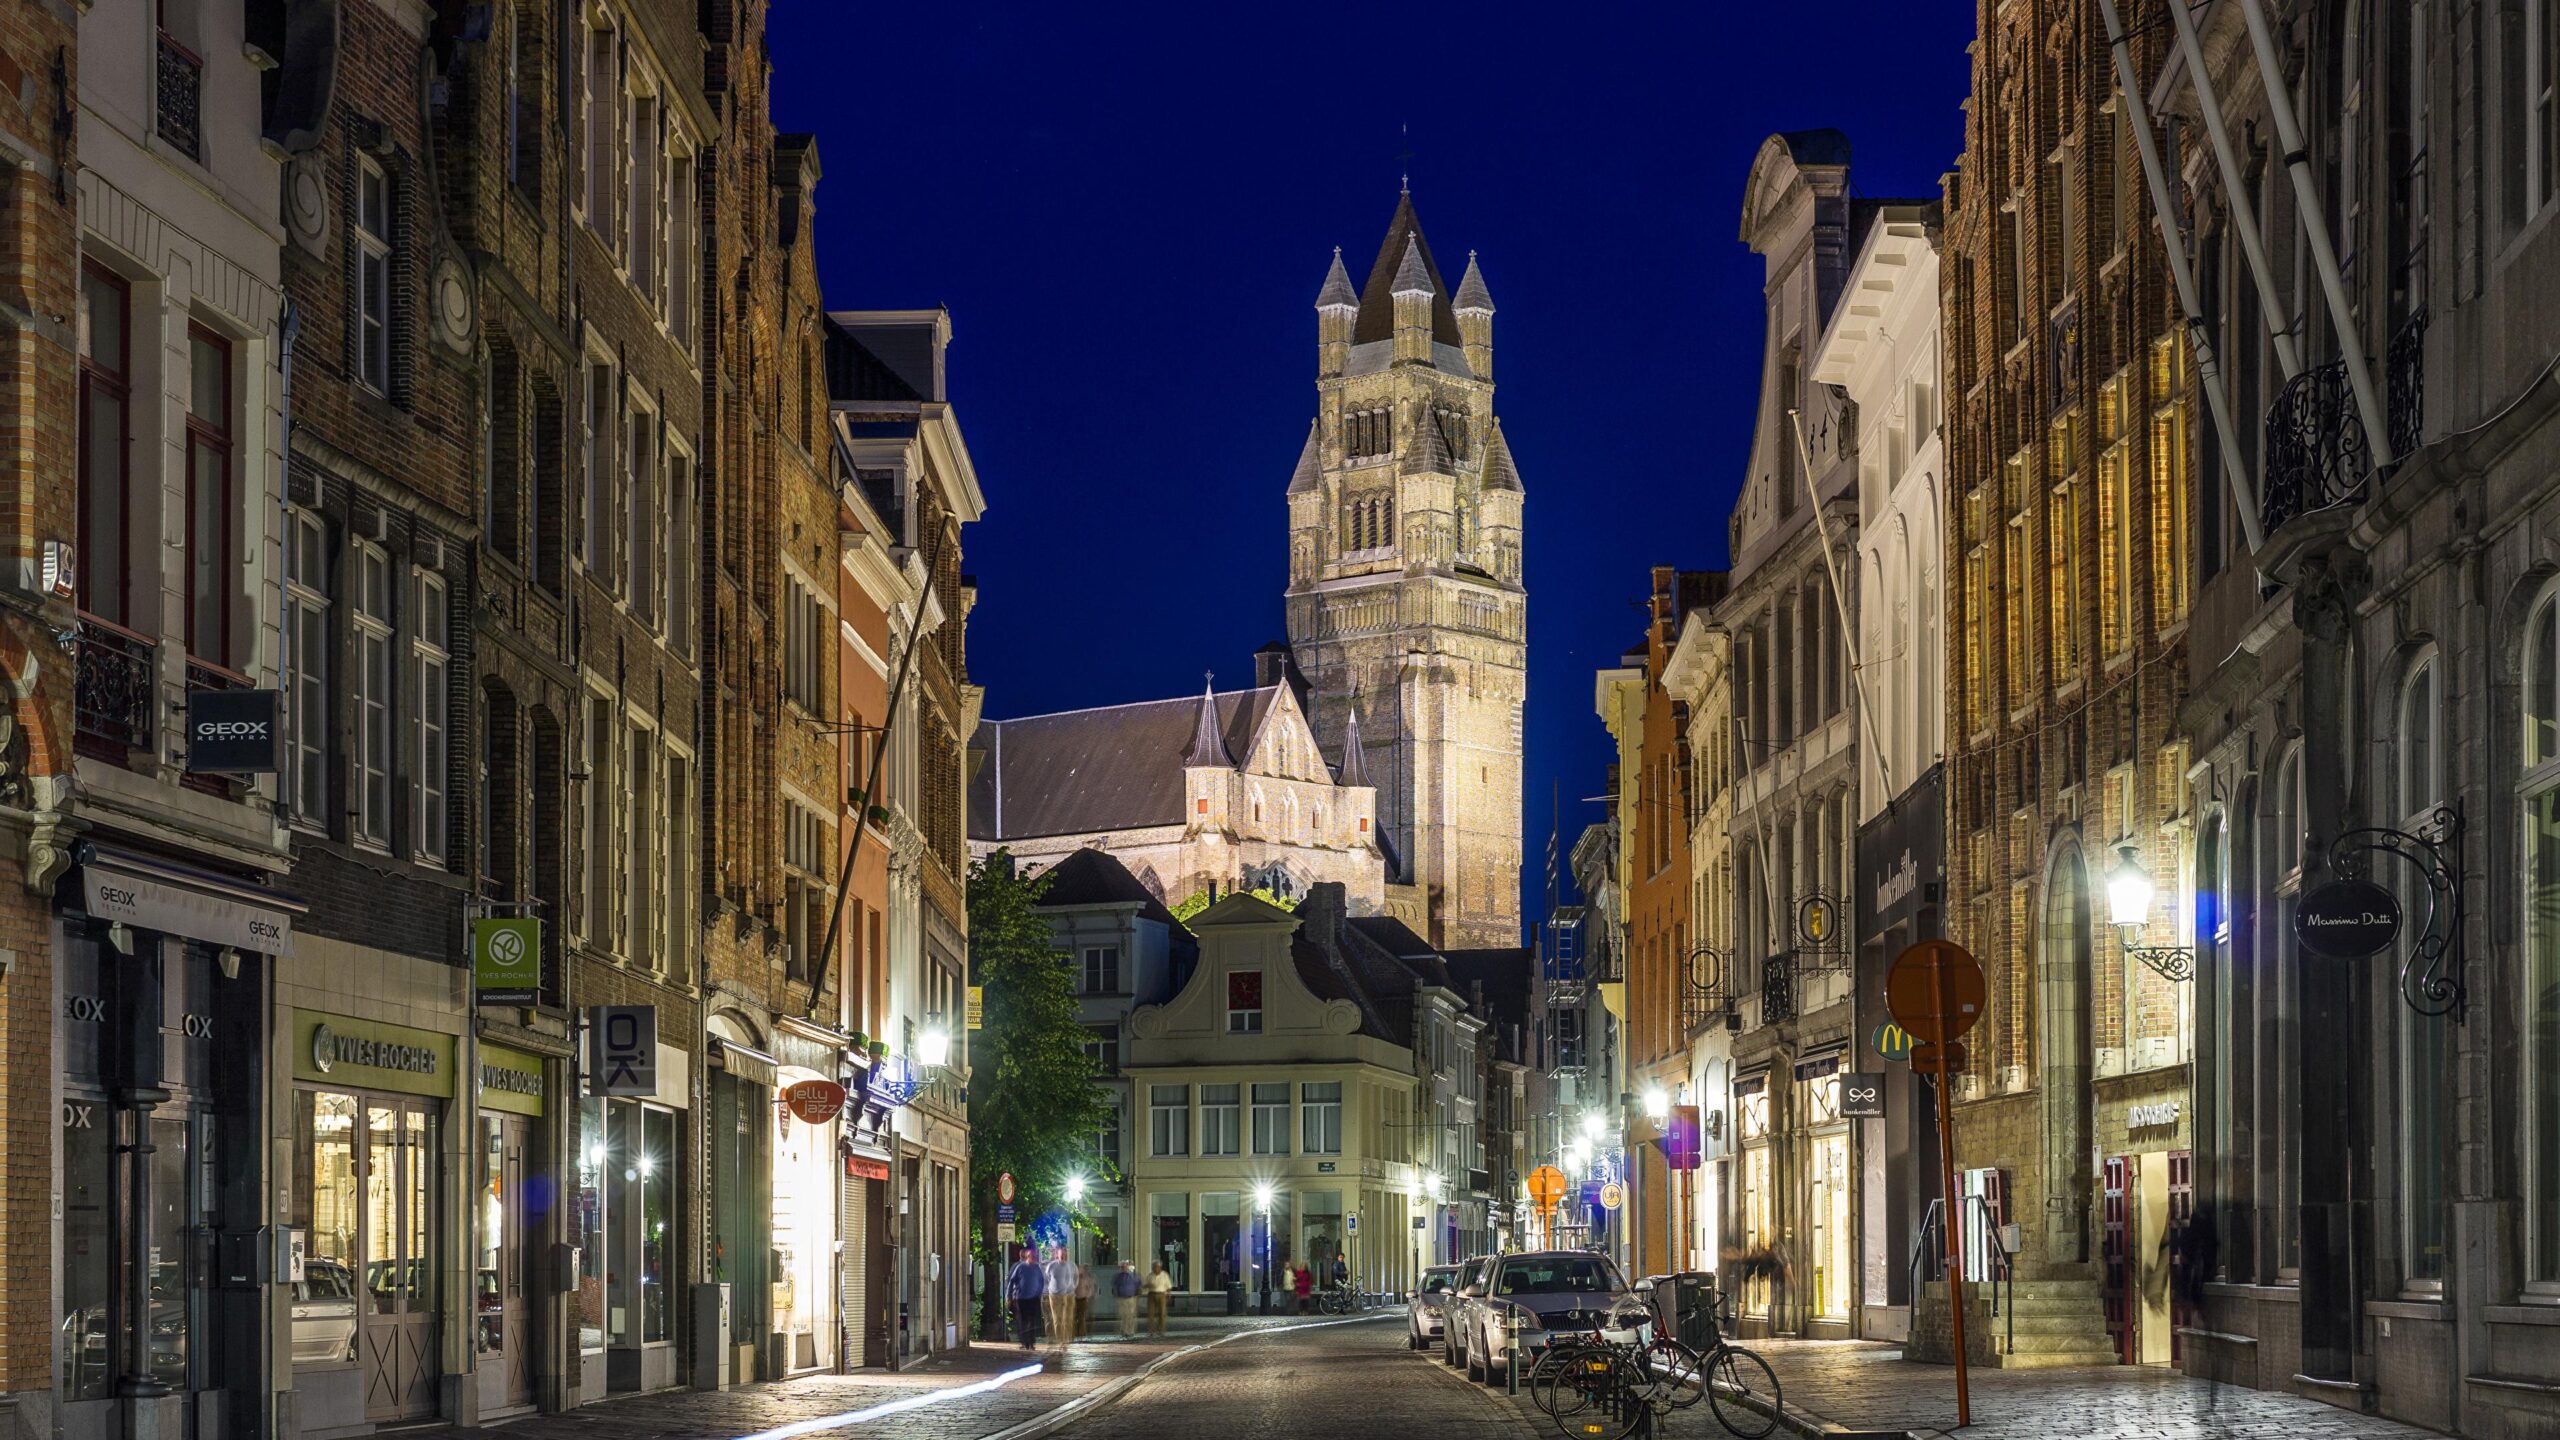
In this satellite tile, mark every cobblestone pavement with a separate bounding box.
[1044,1310,1541,1439]
[1749,1340,2445,1439]
[396,1313,1351,1440]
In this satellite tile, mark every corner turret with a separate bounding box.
[1454,250,1494,380]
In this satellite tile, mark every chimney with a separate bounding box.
[1254,642,1295,690]
[1298,881,1348,946]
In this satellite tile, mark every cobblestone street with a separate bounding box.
[1751,1341,2446,1440]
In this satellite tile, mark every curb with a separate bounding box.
[976,1313,1393,1440]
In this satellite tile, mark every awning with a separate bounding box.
[78,844,305,955]
[710,1037,779,1088]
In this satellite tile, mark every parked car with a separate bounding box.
[291,1258,359,1366]
[1437,1255,1498,1371]
[1451,1250,1648,1386]
[1406,1263,1464,1349]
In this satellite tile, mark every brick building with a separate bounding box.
[1929,0,2195,1369]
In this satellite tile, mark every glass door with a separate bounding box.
[360,1100,438,1421]
[478,1115,534,1407]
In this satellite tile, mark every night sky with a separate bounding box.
[768,2,1975,937]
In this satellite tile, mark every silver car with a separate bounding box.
[1406,1263,1464,1349]
[1454,1251,1649,1386]
[1437,1255,1497,1372]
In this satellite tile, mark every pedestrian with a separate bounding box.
[1292,1261,1313,1313]
[1114,1260,1141,1338]
[1007,1246,1045,1351]
[1330,1252,1349,1294]
[1145,1259,1173,1336]
[1074,1261,1097,1336]
[1043,1246,1079,1351]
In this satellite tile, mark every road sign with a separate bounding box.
[1597,1182,1625,1212]
[1887,940,1987,1045]
[1909,1041,1971,1071]
[1527,1164,1567,1209]
[996,1222,1017,1246]
[997,1203,1016,1225]
[998,1171,1016,1204]
[1840,1073,1885,1118]
[1347,1213,1360,1237]
[1871,1020,1916,1064]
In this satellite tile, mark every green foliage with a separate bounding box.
[1168,886,1299,923]
[965,851,1113,1263]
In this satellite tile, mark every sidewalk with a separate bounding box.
[402,1314,1368,1440]
[1751,1339,2445,1440]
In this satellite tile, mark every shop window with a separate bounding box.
[1201,1192,1242,1291]
[577,1097,607,1351]
[60,1094,116,1397]
[1150,1192,1189,1290]
[2529,586,2560,1292]
[2399,652,2448,1286]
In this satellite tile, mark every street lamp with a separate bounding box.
[1642,1086,1669,1123]
[917,1017,953,1069]
[2107,843,2196,982]
[1253,1183,1276,1315]
[1065,1174,1087,1204]
[1581,1111,1607,1142]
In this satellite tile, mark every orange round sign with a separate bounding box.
[1527,1164,1568,1209]
[783,1079,847,1125]
[1886,940,1987,1046]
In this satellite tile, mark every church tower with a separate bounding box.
[1285,192,1526,949]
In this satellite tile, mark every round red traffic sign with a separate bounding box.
[1886,940,1987,1046]
[998,1172,1016,1204]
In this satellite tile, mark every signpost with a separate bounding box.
[1887,939,1987,1427]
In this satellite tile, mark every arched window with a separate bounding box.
[2523,588,2560,1291]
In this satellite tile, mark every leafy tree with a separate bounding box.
[966,850,1113,1335]
[1169,886,1297,923]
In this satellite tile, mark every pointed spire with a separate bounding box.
[1182,675,1234,767]
[1483,420,1523,492]
[1454,250,1493,313]
[1287,422,1321,494]
[1337,703,1371,788]
[1316,247,1358,310]
[1391,235,1433,298]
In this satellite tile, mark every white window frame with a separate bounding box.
[667,142,696,346]
[1250,1083,1290,1156]
[2524,584,2560,1294]
[356,157,392,395]
[1200,1084,1241,1157]
[582,15,615,229]
[626,715,658,969]
[285,508,331,827]
[1150,1085,1190,1158]
[2396,647,2447,1292]
[2530,0,2559,219]
[351,540,395,849]
[665,437,694,657]
[580,349,613,575]
[411,567,449,866]
[1081,945,1120,995]
[627,69,659,296]
[1301,1082,1342,1156]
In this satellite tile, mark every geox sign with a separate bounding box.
[185,689,282,773]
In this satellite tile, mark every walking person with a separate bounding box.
[1292,1261,1313,1314]
[1074,1262,1097,1336]
[1114,1260,1141,1338]
[1145,1259,1173,1336]
[1043,1246,1079,1351]
[1007,1246,1045,1351]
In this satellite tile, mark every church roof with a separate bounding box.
[1453,251,1493,313]
[1031,847,1189,933]
[1287,423,1321,494]
[1483,421,1523,492]
[970,687,1280,842]
[1335,705,1370,787]
[1391,236,1433,297]
[1352,191,1464,349]
[1316,247,1359,309]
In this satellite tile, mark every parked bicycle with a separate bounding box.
[1317,1281,1364,1315]
[1523,1307,1780,1439]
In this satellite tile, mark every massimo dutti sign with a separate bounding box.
[2295,878,2404,959]
[292,1010,456,1098]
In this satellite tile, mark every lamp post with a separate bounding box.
[1253,1183,1276,1315]
[2107,843,2196,982]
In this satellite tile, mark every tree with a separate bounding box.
[965,850,1113,1335]
[1169,886,1296,923]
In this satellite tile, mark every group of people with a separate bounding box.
[1005,1246,1174,1350]
[1272,1254,1351,1313]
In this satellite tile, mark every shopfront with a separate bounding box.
[768,1030,845,1376]
[574,1081,683,1396]
[56,847,298,1440]
[287,1009,455,1426]
[706,1030,774,1382]
[474,1043,552,1415]
[1795,1055,1853,1334]
[1854,761,1943,1341]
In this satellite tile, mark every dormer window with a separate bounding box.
[1227,970,1264,1034]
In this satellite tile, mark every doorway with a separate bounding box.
[478,1114,535,1410]
[2102,1151,2184,1366]
[359,1098,439,1421]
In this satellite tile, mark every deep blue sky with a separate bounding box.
[770,3,1974,938]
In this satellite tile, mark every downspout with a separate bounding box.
[2167,0,2304,381]
[2234,0,2393,467]
[2099,0,2270,556]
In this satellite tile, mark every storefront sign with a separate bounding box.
[1841,1072,1886,1118]
[783,1079,847,1125]
[1597,1182,1624,1212]
[2295,878,2403,958]
[1856,763,1944,942]
[2128,1101,2181,1132]
[472,917,543,1002]
[292,1011,455,1098]
[185,688,282,772]
[1871,1021,1916,1064]
[845,1154,890,1182]
[83,858,297,955]
[587,1006,658,1096]
[478,1043,546,1116]
[966,985,984,1030]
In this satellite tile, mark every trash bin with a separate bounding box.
[1643,1272,1720,1351]
[1225,1282,1246,1315]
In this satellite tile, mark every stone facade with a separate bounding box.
[1284,194,1525,951]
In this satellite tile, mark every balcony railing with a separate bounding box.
[157,32,203,161]
[2260,308,2427,535]
[75,614,155,760]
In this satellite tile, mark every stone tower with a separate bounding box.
[1285,192,1526,949]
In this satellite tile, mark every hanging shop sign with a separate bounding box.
[185,687,282,772]
[478,1043,547,1117]
[471,917,543,1002]
[783,1079,848,1125]
[967,985,985,1031]
[1597,1182,1625,1212]
[1871,1021,1916,1064]
[2294,877,2403,959]
[1797,895,1841,948]
[845,1154,890,1182]
[294,1011,455,1098]
[864,1055,923,1109]
[587,1006,659,1096]
[1841,1072,1886,1118]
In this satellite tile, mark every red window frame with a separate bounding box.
[77,262,133,625]
[184,323,237,671]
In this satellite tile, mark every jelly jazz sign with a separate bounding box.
[587,1006,658,1096]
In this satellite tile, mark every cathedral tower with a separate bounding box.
[1286,193,1526,948]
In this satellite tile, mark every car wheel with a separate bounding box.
[1409,1322,1424,1351]
[1466,1341,1484,1383]
[1442,1332,1459,1368]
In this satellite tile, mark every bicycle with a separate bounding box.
[1527,1313,1781,1440]
[1317,1281,1362,1315]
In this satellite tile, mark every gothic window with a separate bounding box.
[1381,491,1396,550]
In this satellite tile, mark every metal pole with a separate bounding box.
[1933,951,1971,1428]
[1785,409,1892,795]
[2165,0,2302,382]
[2234,0,2394,467]
[2098,0,2270,556]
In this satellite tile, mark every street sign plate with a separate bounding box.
[1840,1072,1885,1118]
[1527,1164,1567,1208]
[997,1203,1016,1225]
[1887,940,1987,1045]
[1908,1041,1970,1071]
[996,1222,1016,1245]
[1347,1213,1360,1236]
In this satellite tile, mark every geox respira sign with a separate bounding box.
[185,689,282,773]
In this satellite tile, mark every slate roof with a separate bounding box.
[1453,251,1493,313]
[1031,847,1188,933]
[1352,192,1465,349]
[1286,423,1321,494]
[1443,947,1535,1035]
[970,688,1278,841]
[1483,422,1523,492]
[1316,247,1359,309]
[1349,915,1455,991]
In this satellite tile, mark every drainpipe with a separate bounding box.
[2099,0,2269,556]
[2167,0,2303,381]
[2234,0,2394,467]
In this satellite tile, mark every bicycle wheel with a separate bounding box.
[1644,1337,1708,1409]
[1704,1345,1782,1439]
[1527,1342,1598,1417]
[1549,1349,1642,1440]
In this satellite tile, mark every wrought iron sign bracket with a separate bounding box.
[2122,944,2195,984]
[1792,893,1853,974]
[2328,802,2466,1021]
